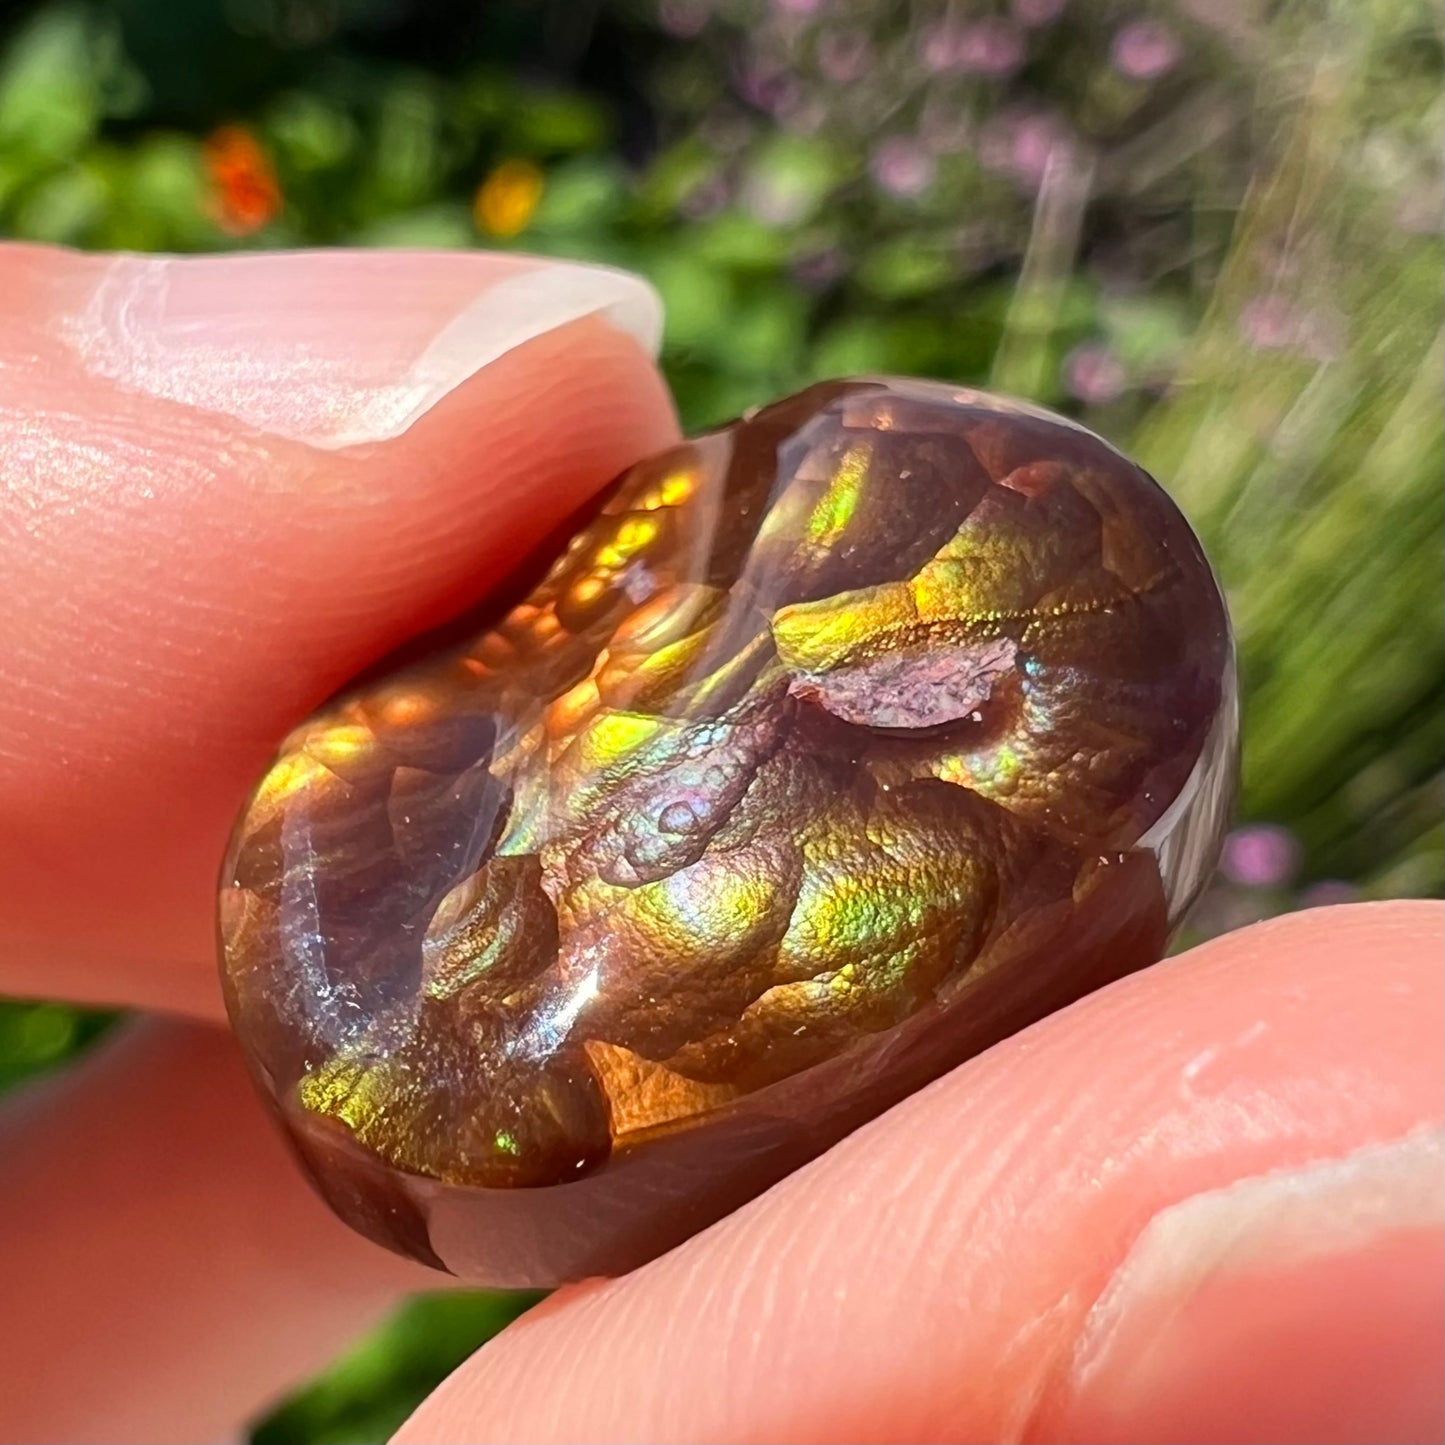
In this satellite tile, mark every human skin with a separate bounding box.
[0,245,1439,1445]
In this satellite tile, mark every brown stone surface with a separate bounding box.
[219,379,1235,1286]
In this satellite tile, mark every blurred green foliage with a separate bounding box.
[252,1291,541,1445]
[0,0,1440,1438]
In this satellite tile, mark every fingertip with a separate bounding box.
[0,244,666,449]
[0,1018,434,1444]
[393,902,1443,1444]
[0,245,678,1015]
[1035,1127,1445,1443]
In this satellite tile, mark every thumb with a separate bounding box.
[0,243,677,1016]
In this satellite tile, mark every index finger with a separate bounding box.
[0,244,676,1016]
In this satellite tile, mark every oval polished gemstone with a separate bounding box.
[219,379,1235,1286]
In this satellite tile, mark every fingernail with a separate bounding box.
[58,250,663,449]
[1055,1128,1445,1442]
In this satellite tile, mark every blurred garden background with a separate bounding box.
[0,0,1440,1438]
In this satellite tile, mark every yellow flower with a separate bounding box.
[474,159,544,237]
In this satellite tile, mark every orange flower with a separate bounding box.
[204,126,282,236]
[474,159,544,238]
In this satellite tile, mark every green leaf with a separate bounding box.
[531,157,627,232]
[252,1292,541,1445]
[1100,294,1192,372]
[856,240,957,300]
[635,136,721,218]
[12,162,109,242]
[808,316,899,377]
[687,211,791,271]
[701,287,808,377]
[0,6,101,160]
[650,250,736,352]
[736,133,847,228]
[372,75,444,208]
[504,90,609,154]
[267,92,358,173]
[351,203,476,249]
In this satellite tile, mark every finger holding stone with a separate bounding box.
[393,902,1444,1445]
[0,244,675,1017]
[0,1017,437,1445]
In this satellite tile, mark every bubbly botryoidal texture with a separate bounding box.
[219,379,1235,1286]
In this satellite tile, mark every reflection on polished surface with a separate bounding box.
[219,378,1235,1286]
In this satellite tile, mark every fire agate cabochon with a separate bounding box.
[220,378,1235,1286]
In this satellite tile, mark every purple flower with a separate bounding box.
[1064,342,1127,403]
[1238,297,1343,360]
[919,22,960,73]
[1239,294,1298,348]
[736,58,799,117]
[1298,880,1359,909]
[981,108,1073,188]
[1111,20,1182,81]
[921,19,1024,77]
[817,29,870,84]
[1220,824,1302,890]
[870,137,935,198]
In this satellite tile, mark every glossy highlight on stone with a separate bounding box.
[219,379,1235,1286]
